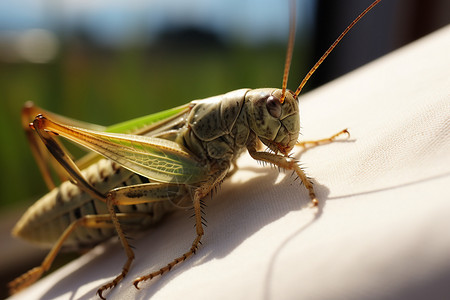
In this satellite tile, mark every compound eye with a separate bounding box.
[266,95,282,118]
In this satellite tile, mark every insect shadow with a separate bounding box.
[38,152,331,300]
[133,160,331,300]
[327,171,450,201]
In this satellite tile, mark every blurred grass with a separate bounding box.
[0,40,309,210]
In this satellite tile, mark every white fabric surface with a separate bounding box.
[9,25,450,300]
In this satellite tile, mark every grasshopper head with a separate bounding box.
[246,88,300,156]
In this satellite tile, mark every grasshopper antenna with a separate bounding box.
[280,0,296,104]
[293,0,382,99]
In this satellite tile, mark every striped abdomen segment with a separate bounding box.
[13,159,178,251]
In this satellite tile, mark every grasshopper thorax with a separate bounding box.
[245,88,300,156]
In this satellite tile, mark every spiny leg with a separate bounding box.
[297,128,349,150]
[132,190,204,289]
[247,129,350,206]
[248,144,319,206]
[132,170,227,289]
[31,115,138,299]
[94,198,134,299]
[96,182,189,299]
[8,214,131,294]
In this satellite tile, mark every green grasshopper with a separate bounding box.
[9,1,381,298]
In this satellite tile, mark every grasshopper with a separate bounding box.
[9,0,382,298]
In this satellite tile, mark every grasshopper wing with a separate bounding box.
[76,103,192,170]
[34,115,208,185]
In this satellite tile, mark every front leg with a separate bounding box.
[247,145,318,206]
[296,129,349,150]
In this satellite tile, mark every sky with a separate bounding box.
[0,0,315,47]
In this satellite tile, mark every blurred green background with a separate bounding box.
[0,0,448,298]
